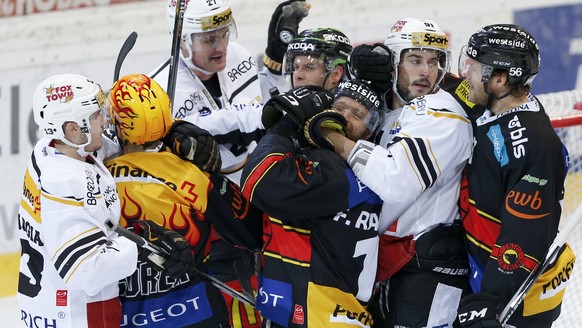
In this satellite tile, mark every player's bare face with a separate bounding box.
[463,58,489,105]
[332,97,371,141]
[84,109,105,152]
[396,49,441,102]
[191,27,230,73]
[292,55,326,87]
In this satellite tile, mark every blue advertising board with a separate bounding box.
[515,4,582,93]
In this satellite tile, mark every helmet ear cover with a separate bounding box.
[108,74,173,146]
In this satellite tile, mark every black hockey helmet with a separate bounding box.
[283,28,353,74]
[333,79,381,133]
[464,24,540,87]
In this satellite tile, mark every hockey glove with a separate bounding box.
[131,220,194,279]
[457,293,503,328]
[348,43,393,94]
[164,120,222,173]
[264,0,310,74]
[261,85,334,131]
[303,110,347,150]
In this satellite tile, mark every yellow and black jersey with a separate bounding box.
[106,149,262,328]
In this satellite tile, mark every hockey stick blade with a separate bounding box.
[499,204,582,324]
[113,31,138,83]
[104,219,256,307]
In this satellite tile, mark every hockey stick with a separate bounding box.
[104,219,256,307]
[499,204,582,324]
[113,31,138,83]
[167,0,185,104]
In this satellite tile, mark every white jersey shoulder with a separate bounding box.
[351,89,473,236]
[258,66,291,101]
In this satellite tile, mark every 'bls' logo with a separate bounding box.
[505,190,550,220]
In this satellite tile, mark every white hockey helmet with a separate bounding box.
[166,0,237,72]
[33,74,107,155]
[384,17,451,100]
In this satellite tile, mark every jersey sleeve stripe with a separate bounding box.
[64,246,102,283]
[31,151,42,179]
[390,141,425,189]
[241,153,285,200]
[396,136,438,189]
[54,231,107,278]
[410,136,439,186]
[41,190,85,207]
[431,108,471,124]
[228,74,259,103]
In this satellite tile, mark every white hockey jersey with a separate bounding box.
[258,65,291,100]
[17,137,138,328]
[151,42,264,184]
[349,88,473,237]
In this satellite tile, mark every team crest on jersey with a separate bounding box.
[497,243,524,272]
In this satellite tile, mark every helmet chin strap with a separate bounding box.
[483,81,514,111]
[391,66,410,105]
[60,133,93,158]
[181,50,216,76]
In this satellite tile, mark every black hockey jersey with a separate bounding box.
[241,133,383,327]
[459,96,574,322]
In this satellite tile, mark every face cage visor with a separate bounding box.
[189,24,237,50]
[283,51,337,76]
[458,45,494,83]
[392,48,450,103]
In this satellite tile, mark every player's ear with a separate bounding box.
[63,121,78,134]
[329,65,344,85]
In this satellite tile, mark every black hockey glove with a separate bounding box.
[348,43,393,94]
[303,110,347,150]
[262,85,334,131]
[131,220,194,279]
[264,0,310,74]
[457,293,503,328]
[164,120,222,173]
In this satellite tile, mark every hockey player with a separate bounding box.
[152,1,264,325]
[455,24,575,327]
[260,0,352,98]
[152,0,263,184]
[240,81,383,327]
[106,73,263,328]
[262,27,353,97]
[322,18,473,327]
[17,74,191,328]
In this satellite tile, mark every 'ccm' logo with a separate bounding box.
[458,308,488,323]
